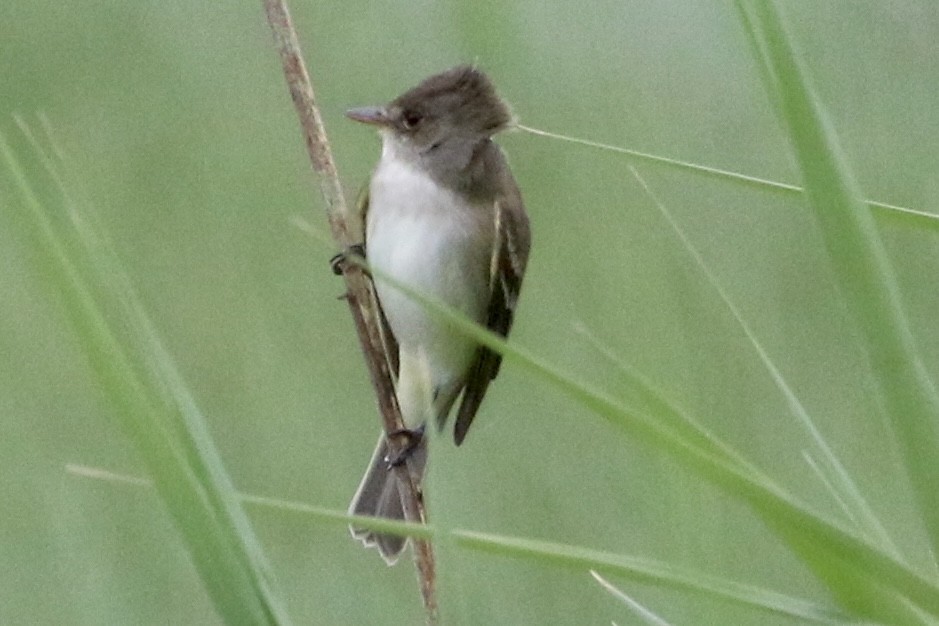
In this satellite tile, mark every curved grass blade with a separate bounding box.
[457,531,847,624]
[734,0,939,570]
[2,123,292,625]
[67,462,850,624]
[346,255,939,620]
[514,128,938,230]
[590,571,674,626]
[289,149,939,620]
[624,164,898,556]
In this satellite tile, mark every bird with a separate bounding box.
[342,65,530,564]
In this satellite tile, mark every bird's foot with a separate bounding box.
[385,424,425,467]
[330,243,366,276]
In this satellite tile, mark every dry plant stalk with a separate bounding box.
[261,0,437,621]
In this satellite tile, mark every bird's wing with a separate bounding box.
[452,181,530,445]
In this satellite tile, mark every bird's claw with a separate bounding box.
[385,425,425,467]
[330,243,366,276]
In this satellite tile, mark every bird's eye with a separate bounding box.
[401,110,422,129]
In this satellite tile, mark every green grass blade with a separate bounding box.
[625,164,898,556]
[735,0,939,566]
[590,571,674,626]
[2,126,292,625]
[67,463,850,624]
[457,531,848,624]
[351,256,939,620]
[516,124,939,231]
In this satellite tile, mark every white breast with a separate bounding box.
[366,153,494,389]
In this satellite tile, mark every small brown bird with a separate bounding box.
[344,65,531,564]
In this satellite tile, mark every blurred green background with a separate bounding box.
[2,1,938,624]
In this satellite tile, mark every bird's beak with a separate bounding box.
[346,106,390,126]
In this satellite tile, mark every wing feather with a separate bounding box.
[453,179,530,445]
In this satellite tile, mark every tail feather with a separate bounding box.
[348,433,426,565]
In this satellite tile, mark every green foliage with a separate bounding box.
[1,121,291,624]
[2,1,938,624]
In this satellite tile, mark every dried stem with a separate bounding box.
[261,0,437,621]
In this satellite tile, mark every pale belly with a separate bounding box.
[366,163,493,390]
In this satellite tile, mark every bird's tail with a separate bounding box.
[347,433,427,565]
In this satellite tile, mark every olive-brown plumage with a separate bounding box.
[345,65,530,564]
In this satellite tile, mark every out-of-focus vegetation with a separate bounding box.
[2,1,938,624]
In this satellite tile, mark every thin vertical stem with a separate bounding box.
[261,1,437,621]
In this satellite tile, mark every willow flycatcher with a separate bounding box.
[343,65,530,564]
